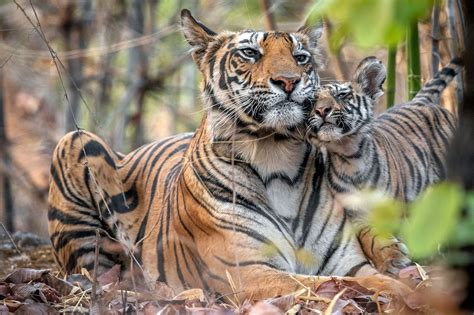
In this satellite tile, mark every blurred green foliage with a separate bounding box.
[306,0,436,50]
[367,196,403,238]
[368,182,472,261]
[401,182,463,259]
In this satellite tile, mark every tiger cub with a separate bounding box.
[306,56,460,274]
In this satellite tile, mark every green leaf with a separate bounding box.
[401,182,464,259]
[450,192,474,246]
[306,0,434,47]
[368,198,404,237]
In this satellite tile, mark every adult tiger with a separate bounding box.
[48,10,409,299]
[306,57,460,273]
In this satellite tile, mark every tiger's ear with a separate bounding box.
[353,56,386,100]
[181,9,216,63]
[297,19,324,49]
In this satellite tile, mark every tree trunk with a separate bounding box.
[386,45,397,108]
[446,0,473,310]
[431,4,441,75]
[406,21,421,99]
[260,0,277,31]
[0,72,14,232]
[111,0,146,150]
[63,1,92,131]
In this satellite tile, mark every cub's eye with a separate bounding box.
[241,48,259,58]
[338,91,352,100]
[295,54,310,64]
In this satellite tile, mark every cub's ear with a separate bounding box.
[353,56,386,100]
[180,9,216,61]
[297,19,324,50]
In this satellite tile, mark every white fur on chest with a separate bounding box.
[266,180,303,219]
[248,140,307,220]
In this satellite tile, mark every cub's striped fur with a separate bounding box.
[48,11,410,299]
[307,57,461,273]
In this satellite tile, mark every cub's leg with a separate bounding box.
[342,206,411,277]
[48,130,131,275]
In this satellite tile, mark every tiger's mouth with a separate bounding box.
[261,100,306,130]
[306,119,343,143]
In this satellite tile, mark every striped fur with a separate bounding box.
[306,57,461,274]
[48,11,410,299]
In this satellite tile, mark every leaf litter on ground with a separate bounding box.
[0,245,468,314]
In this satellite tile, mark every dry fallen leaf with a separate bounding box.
[97,264,121,287]
[173,288,205,302]
[3,268,49,284]
[155,281,175,299]
[0,282,10,298]
[263,294,295,312]
[66,273,93,290]
[15,302,59,315]
[42,273,74,296]
[0,305,8,315]
[247,301,284,315]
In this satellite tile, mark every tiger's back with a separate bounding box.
[48,130,192,275]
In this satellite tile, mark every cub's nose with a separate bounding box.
[315,106,331,118]
[270,75,301,94]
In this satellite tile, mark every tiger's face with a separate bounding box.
[306,56,386,143]
[181,9,323,137]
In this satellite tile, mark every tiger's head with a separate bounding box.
[306,56,386,144]
[181,9,324,140]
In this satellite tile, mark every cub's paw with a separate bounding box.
[375,240,412,277]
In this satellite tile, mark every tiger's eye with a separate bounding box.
[295,54,310,64]
[338,92,352,100]
[241,48,259,58]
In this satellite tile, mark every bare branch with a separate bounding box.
[0,55,11,68]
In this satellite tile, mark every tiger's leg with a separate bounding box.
[222,266,412,301]
[357,225,411,277]
[208,235,412,301]
[48,130,131,275]
[198,222,411,301]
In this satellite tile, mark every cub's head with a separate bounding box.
[181,9,323,138]
[306,56,386,143]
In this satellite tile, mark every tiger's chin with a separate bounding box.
[315,124,344,143]
[261,101,305,131]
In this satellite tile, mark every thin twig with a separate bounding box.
[129,256,140,313]
[121,290,127,314]
[0,55,12,69]
[91,229,100,307]
[0,222,21,254]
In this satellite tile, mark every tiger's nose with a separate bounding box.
[270,75,301,94]
[315,106,331,118]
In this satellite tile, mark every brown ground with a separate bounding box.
[0,242,467,314]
